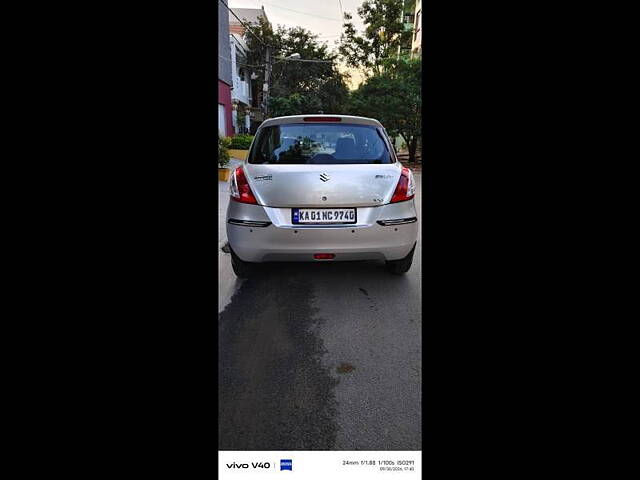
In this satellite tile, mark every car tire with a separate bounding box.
[385,243,416,275]
[230,247,255,278]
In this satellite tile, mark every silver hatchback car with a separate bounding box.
[226,114,418,277]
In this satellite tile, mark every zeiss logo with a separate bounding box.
[280,459,292,471]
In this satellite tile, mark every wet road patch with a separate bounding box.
[218,269,338,450]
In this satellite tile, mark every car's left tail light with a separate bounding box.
[230,167,258,204]
[390,167,415,203]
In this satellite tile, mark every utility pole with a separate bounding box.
[398,0,406,60]
[263,46,271,118]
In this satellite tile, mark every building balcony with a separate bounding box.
[231,76,252,106]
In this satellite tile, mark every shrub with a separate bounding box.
[229,134,253,150]
[218,136,231,168]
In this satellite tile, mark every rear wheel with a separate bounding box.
[385,244,416,275]
[230,247,255,278]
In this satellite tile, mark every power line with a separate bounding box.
[275,58,335,64]
[220,54,332,66]
[218,55,267,70]
[218,0,269,47]
[261,2,342,22]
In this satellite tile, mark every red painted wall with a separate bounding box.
[218,80,235,137]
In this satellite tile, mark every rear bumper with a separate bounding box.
[226,201,418,263]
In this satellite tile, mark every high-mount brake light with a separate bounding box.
[230,167,258,205]
[390,167,415,203]
[303,117,342,122]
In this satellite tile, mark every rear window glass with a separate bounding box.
[248,123,394,164]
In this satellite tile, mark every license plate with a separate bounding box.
[292,208,357,224]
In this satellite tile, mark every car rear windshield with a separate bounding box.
[248,123,395,164]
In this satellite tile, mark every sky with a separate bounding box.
[228,0,367,89]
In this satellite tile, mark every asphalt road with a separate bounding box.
[218,171,422,450]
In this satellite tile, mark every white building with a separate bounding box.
[229,33,253,134]
[229,7,270,133]
[411,0,422,57]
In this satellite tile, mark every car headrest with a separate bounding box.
[334,137,357,157]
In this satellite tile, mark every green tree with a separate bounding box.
[268,93,322,117]
[339,0,413,76]
[244,19,350,117]
[349,57,421,162]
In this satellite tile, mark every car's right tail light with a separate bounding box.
[390,167,415,203]
[230,167,258,204]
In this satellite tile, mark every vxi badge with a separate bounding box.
[280,459,293,471]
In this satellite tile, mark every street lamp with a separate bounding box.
[274,53,301,62]
[275,53,333,64]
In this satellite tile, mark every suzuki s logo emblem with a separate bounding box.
[320,173,330,182]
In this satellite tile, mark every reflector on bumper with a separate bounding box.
[377,217,418,226]
[228,219,272,227]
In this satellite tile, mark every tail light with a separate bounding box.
[390,167,415,203]
[230,167,258,204]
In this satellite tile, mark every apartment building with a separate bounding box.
[218,0,233,136]
[411,0,422,57]
[229,7,270,133]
